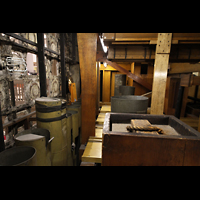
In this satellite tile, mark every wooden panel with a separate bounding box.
[151,33,172,115]
[172,33,200,41]
[128,62,134,86]
[77,33,97,144]
[151,54,169,114]
[102,70,111,102]
[183,139,200,166]
[100,63,131,71]
[169,63,200,74]
[105,33,200,41]
[180,87,189,117]
[151,54,170,114]
[104,59,152,90]
[102,133,186,166]
[191,75,200,85]
[164,77,180,115]
[156,33,172,54]
[115,33,158,41]
[82,141,102,163]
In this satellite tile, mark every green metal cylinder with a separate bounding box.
[14,128,51,166]
[66,112,73,166]
[67,105,81,128]
[0,146,37,166]
[35,97,68,166]
[66,110,78,166]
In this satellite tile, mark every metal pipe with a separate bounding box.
[37,33,47,97]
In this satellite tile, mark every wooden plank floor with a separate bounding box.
[81,105,110,165]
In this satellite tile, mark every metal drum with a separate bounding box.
[51,145,68,166]
[111,95,149,113]
[114,74,126,96]
[66,112,73,166]
[67,105,81,166]
[14,128,51,166]
[119,86,135,95]
[67,105,81,130]
[35,97,67,166]
[66,110,78,166]
[0,146,36,166]
[61,99,67,148]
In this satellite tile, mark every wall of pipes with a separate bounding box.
[0,33,79,148]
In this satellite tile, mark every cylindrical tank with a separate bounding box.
[35,97,65,152]
[66,112,73,166]
[66,110,78,166]
[119,86,135,95]
[67,105,81,166]
[35,97,67,166]
[14,128,51,166]
[0,146,36,166]
[111,95,149,113]
[51,145,67,166]
[114,74,126,96]
[61,99,67,148]
[67,105,81,129]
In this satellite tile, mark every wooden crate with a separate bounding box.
[102,113,200,166]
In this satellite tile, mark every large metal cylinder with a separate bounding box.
[119,86,135,95]
[66,110,78,166]
[66,112,73,166]
[114,74,126,96]
[67,104,81,166]
[67,105,81,128]
[111,95,149,113]
[35,97,67,166]
[51,145,68,166]
[14,128,51,166]
[0,146,36,166]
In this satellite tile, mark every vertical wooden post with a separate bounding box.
[77,33,97,144]
[102,70,111,102]
[60,33,66,98]
[96,62,100,116]
[151,33,172,115]
[37,33,47,97]
[128,62,134,86]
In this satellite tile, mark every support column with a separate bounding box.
[77,33,97,144]
[37,33,47,97]
[151,33,172,115]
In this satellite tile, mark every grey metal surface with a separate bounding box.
[0,146,36,166]
[119,86,135,95]
[111,95,148,113]
[114,74,126,96]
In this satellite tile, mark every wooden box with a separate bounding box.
[102,113,200,166]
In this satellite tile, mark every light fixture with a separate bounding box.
[99,36,108,53]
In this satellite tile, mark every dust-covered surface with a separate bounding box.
[112,123,180,136]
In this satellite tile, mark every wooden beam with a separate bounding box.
[102,70,111,102]
[169,63,200,74]
[37,33,47,97]
[151,33,172,115]
[104,59,152,90]
[77,33,97,144]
